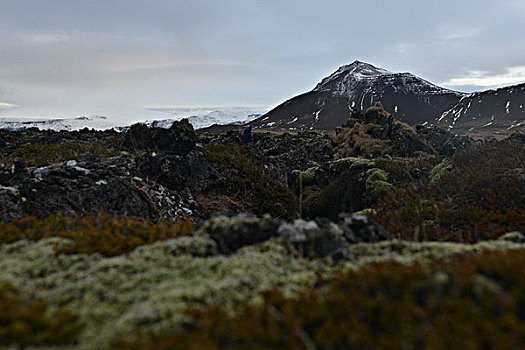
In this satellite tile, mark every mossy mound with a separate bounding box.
[365,169,395,201]
[429,159,453,184]
[334,103,435,158]
[294,157,394,220]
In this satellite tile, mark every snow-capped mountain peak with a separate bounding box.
[314,61,392,92]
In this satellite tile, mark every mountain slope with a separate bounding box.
[435,83,525,137]
[251,61,525,137]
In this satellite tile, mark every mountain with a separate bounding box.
[250,60,525,137]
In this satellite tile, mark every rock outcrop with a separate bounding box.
[123,119,197,155]
[0,120,222,222]
[3,154,197,221]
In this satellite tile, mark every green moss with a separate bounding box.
[353,208,377,216]
[365,169,395,201]
[429,159,453,184]
[0,235,331,349]
[332,157,374,172]
[296,166,320,186]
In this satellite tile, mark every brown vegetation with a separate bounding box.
[0,213,194,256]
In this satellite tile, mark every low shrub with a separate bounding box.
[0,213,195,256]
[374,141,525,242]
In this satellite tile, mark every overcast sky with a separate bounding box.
[1,0,525,122]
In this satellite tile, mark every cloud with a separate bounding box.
[19,32,73,45]
[0,102,19,110]
[436,26,482,41]
[392,43,417,54]
[442,65,525,87]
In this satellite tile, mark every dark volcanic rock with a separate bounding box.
[137,149,220,192]
[197,213,388,260]
[253,131,334,174]
[278,214,387,259]
[416,125,476,156]
[278,218,349,261]
[124,119,197,155]
[338,213,388,243]
[5,154,197,221]
[200,130,335,188]
[0,185,24,222]
[197,213,282,254]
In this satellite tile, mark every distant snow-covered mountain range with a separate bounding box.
[0,115,116,132]
[0,107,267,131]
[145,106,267,130]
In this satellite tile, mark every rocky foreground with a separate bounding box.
[0,106,524,349]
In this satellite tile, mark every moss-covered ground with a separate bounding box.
[1,215,525,348]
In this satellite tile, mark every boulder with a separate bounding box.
[338,213,388,243]
[197,213,281,254]
[278,218,349,261]
[196,213,389,260]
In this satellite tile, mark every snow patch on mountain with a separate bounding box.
[145,106,268,129]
